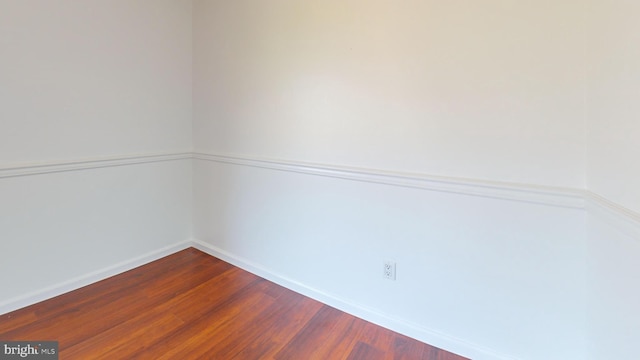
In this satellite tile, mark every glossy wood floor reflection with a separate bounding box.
[0,248,468,360]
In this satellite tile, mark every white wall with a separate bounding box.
[193,1,589,359]
[586,0,640,214]
[0,160,193,312]
[193,160,587,360]
[194,0,587,188]
[586,1,640,358]
[0,0,193,164]
[0,0,193,312]
[586,205,640,360]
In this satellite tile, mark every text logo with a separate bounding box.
[0,341,58,359]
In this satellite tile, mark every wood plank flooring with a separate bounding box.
[0,248,468,360]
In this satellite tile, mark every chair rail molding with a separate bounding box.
[0,152,193,179]
[4,150,639,233]
[193,152,587,209]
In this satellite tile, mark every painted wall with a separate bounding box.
[586,205,640,360]
[0,0,193,312]
[586,0,640,214]
[0,160,193,312]
[0,0,193,164]
[193,0,587,188]
[586,1,640,358]
[193,160,587,360]
[193,1,589,359]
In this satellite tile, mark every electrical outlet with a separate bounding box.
[383,261,396,280]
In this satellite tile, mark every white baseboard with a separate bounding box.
[0,240,192,315]
[191,239,517,360]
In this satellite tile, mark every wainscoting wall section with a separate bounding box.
[192,152,640,360]
[2,152,639,360]
[0,153,193,315]
[585,195,640,359]
[193,153,585,360]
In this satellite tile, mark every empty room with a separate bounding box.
[1,1,639,359]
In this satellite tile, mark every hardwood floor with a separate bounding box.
[0,248,468,360]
